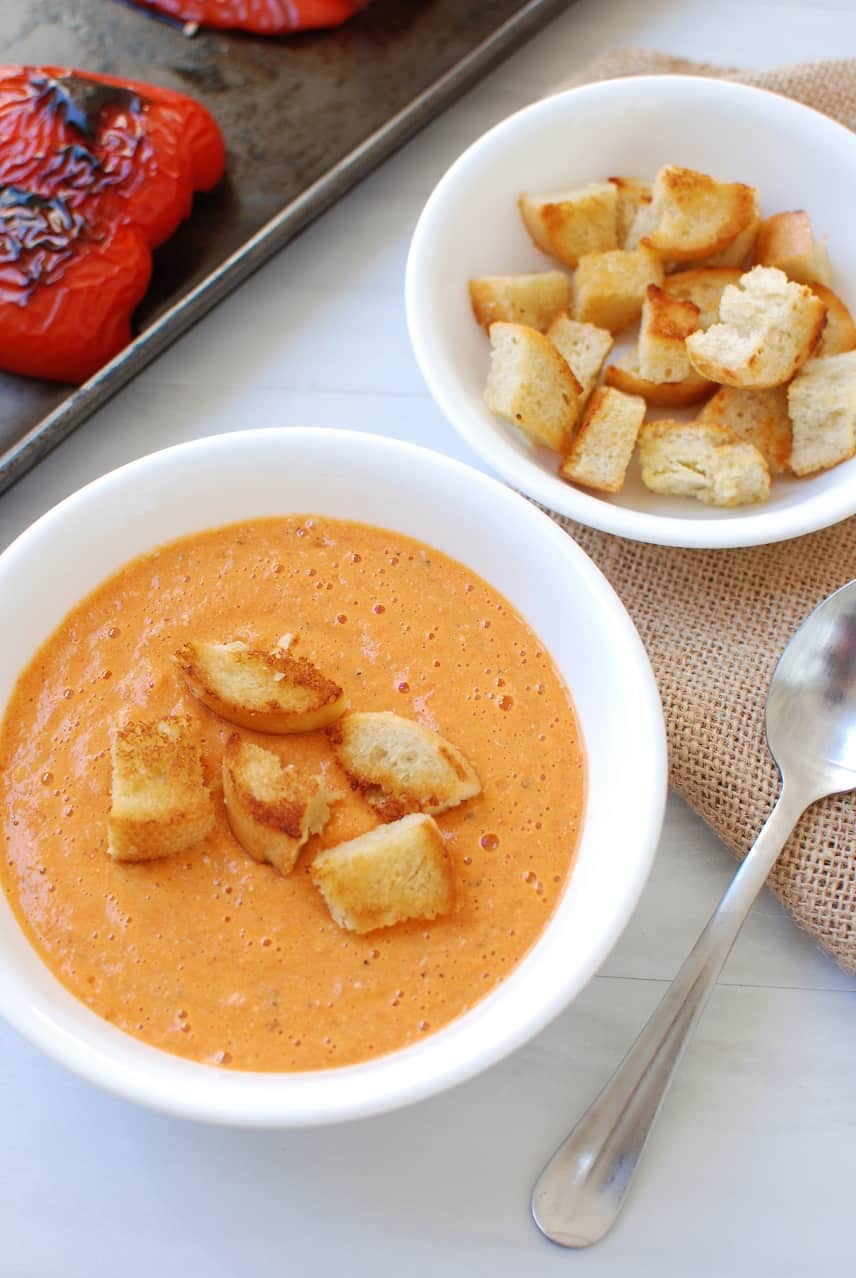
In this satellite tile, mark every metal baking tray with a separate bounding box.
[0,0,572,493]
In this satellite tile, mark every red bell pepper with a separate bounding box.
[0,66,226,383]
[128,0,373,34]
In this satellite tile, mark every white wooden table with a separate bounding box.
[3,3,856,1274]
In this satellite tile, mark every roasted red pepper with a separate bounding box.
[128,0,373,34]
[0,66,226,383]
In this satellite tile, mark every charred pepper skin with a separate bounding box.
[0,66,226,384]
[128,0,372,34]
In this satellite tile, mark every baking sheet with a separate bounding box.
[0,0,573,492]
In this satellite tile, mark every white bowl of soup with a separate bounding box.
[0,429,665,1126]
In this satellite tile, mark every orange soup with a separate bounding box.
[0,517,584,1070]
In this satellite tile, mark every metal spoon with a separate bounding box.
[532,578,856,1249]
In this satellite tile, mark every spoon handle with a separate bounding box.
[531,783,808,1249]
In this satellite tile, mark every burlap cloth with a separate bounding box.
[544,50,856,970]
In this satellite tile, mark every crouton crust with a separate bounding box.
[605,345,713,407]
[174,640,345,734]
[222,734,336,875]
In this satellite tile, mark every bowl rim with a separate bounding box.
[0,428,667,1125]
[405,74,856,550]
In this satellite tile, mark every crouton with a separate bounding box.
[608,176,652,247]
[641,165,759,263]
[694,192,760,268]
[788,350,856,475]
[604,344,713,408]
[754,210,831,286]
[572,247,664,333]
[697,386,792,473]
[624,199,657,251]
[559,386,646,493]
[468,271,571,332]
[327,710,481,821]
[222,734,338,876]
[108,716,214,862]
[638,284,700,383]
[639,419,771,507]
[518,181,618,267]
[484,322,582,452]
[311,813,455,934]
[663,267,743,329]
[173,640,345,734]
[546,312,613,406]
[686,266,827,388]
[811,285,856,357]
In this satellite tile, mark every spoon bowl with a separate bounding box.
[532,579,856,1248]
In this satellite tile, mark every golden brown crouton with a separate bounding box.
[518,181,618,267]
[641,165,759,263]
[327,710,480,821]
[662,267,743,329]
[222,734,338,876]
[694,192,760,268]
[754,210,831,286]
[811,285,856,357]
[174,640,345,734]
[311,813,455,934]
[545,312,613,407]
[788,351,856,475]
[608,176,652,247]
[686,266,827,388]
[572,247,664,333]
[697,386,792,473]
[108,716,214,862]
[639,419,771,507]
[468,272,571,332]
[604,344,714,408]
[637,284,700,383]
[559,386,646,493]
[484,322,582,452]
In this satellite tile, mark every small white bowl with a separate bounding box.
[0,430,665,1125]
[405,75,856,549]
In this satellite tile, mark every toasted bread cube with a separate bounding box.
[641,165,758,264]
[694,193,760,268]
[327,710,481,821]
[697,386,792,473]
[624,199,658,250]
[518,181,618,267]
[311,813,455,934]
[222,734,338,876]
[811,285,856,357]
[686,266,827,388]
[572,247,664,333]
[174,640,345,734]
[638,284,700,383]
[608,176,652,247]
[559,386,646,493]
[639,419,771,507]
[662,267,743,329]
[754,211,831,286]
[468,271,570,332]
[605,344,713,407]
[546,312,613,406]
[484,322,582,452]
[788,351,856,475]
[108,716,214,862]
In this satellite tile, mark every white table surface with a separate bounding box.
[3,2,856,1274]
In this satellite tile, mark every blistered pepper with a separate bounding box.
[128,0,372,34]
[0,66,226,383]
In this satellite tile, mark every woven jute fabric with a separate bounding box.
[545,51,856,969]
